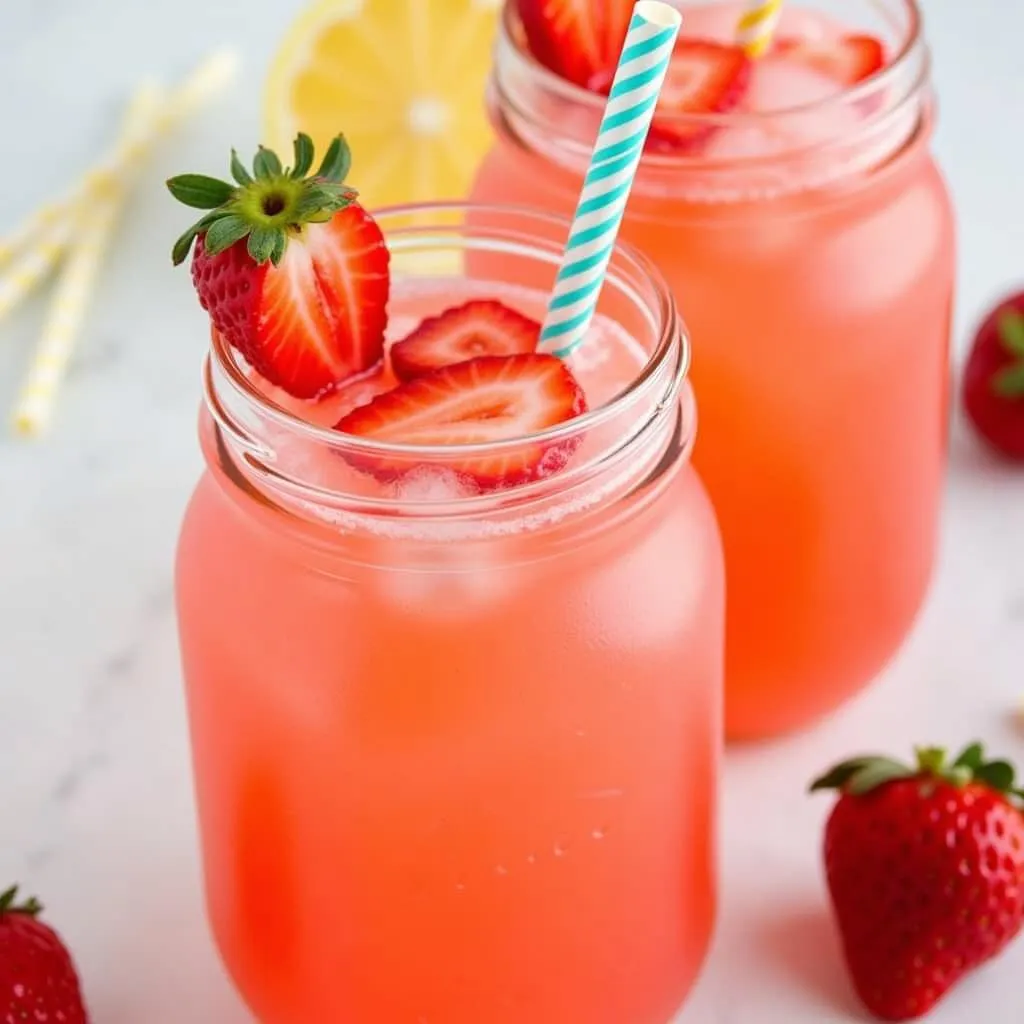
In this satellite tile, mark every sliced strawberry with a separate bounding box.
[773,35,885,86]
[645,40,752,151]
[391,300,541,382]
[170,134,390,400]
[335,353,588,488]
[516,0,634,89]
[193,204,389,400]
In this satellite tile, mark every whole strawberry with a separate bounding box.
[0,885,89,1022]
[812,744,1024,1021]
[962,293,1024,460]
[167,132,390,399]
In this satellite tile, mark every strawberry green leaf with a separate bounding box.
[230,149,253,186]
[269,230,287,266]
[203,214,252,256]
[166,174,236,210]
[998,311,1024,358]
[296,186,354,223]
[993,362,1024,399]
[810,758,873,792]
[247,225,282,265]
[811,756,914,795]
[171,211,221,265]
[316,134,351,183]
[953,742,985,771]
[253,146,283,180]
[291,133,315,179]
[976,760,1016,792]
[846,759,915,796]
[0,885,42,917]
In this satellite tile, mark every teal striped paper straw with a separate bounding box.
[539,0,682,358]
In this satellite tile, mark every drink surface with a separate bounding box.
[255,277,648,505]
[236,274,671,549]
[500,0,919,201]
[681,2,882,164]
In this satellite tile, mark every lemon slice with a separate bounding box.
[264,0,501,213]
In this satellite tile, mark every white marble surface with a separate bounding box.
[0,1,1023,1021]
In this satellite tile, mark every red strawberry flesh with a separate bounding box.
[0,886,88,1024]
[812,745,1024,1021]
[963,295,1024,461]
[391,300,541,381]
[625,41,751,152]
[169,134,391,401]
[334,353,588,488]
[516,0,634,88]
[774,34,885,86]
[193,204,389,400]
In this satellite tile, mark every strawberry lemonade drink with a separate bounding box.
[473,0,955,738]
[172,137,724,1023]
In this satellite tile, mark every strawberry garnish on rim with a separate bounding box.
[774,34,885,86]
[335,353,588,488]
[515,0,634,89]
[167,133,389,400]
[391,300,541,381]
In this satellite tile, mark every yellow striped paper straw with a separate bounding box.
[0,203,69,271]
[85,48,240,194]
[11,84,164,437]
[0,48,239,274]
[736,0,784,58]
[0,218,77,323]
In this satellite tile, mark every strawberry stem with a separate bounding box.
[998,311,1024,358]
[993,364,1024,399]
[167,133,359,268]
[0,885,43,917]
[993,312,1024,398]
[811,742,1024,801]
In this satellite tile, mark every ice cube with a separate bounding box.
[394,467,480,503]
[702,124,780,161]
[744,56,845,113]
[565,334,611,375]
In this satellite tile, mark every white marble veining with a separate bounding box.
[0,0,1023,1021]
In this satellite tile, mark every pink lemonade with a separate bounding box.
[175,203,725,1023]
[473,0,955,738]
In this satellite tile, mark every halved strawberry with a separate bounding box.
[391,300,540,382]
[773,35,885,86]
[169,134,390,399]
[645,40,752,151]
[516,0,634,89]
[335,353,588,488]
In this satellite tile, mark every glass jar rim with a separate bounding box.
[206,200,688,465]
[496,0,926,133]
[489,0,932,192]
